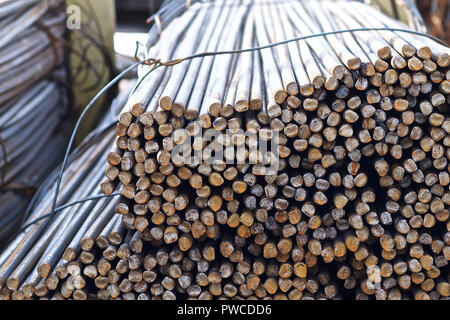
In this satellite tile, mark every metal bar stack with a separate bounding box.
[100,0,449,300]
[0,0,448,300]
[0,0,69,246]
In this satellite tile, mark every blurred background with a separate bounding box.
[417,0,449,44]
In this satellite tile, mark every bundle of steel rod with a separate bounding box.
[0,80,135,300]
[418,0,449,44]
[42,229,341,300]
[0,0,68,245]
[1,0,448,300]
[100,0,449,300]
[0,1,194,300]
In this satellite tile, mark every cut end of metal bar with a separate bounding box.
[361,62,375,77]
[312,75,326,89]
[402,44,417,58]
[67,262,81,276]
[347,57,361,71]
[107,152,121,166]
[159,96,173,111]
[325,76,339,91]
[0,288,10,300]
[299,84,314,96]
[437,53,450,68]
[220,105,235,117]
[304,98,318,111]
[37,263,51,278]
[257,112,270,125]
[45,275,59,290]
[408,57,423,71]
[332,65,345,80]
[171,102,184,117]
[274,90,288,104]
[80,238,94,252]
[96,236,109,250]
[11,290,24,300]
[249,98,263,111]
[6,278,19,291]
[119,112,133,126]
[417,46,432,60]
[286,95,301,109]
[184,109,199,121]
[131,103,145,117]
[109,233,123,245]
[34,284,48,297]
[267,104,282,119]
[198,115,211,128]
[101,180,115,196]
[286,82,299,96]
[377,46,391,60]
[63,248,77,262]
[154,110,168,125]
[208,101,222,117]
[22,284,34,299]
[374,59,389,73]
[139,112,154,126]
[392,55,407,69]
[234,100,249,112]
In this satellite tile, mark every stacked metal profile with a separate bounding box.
[0,0,448,300]
[101,0,449,300]
[0,0,68,245]
[0,80,134,300]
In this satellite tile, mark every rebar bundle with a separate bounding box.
[0,0,448,300]
[0,0,68,245]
